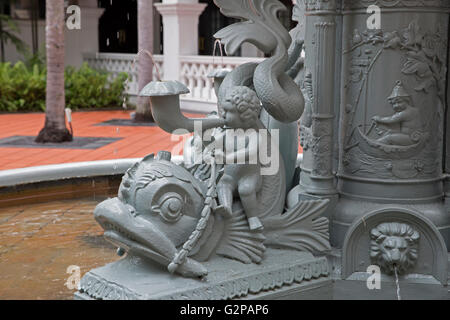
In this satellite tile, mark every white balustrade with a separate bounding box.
[83,52,263,112]
[179,55,264,104]
[82,52,164,96]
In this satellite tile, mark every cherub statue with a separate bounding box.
[211,86,265,231]
[372,81,422,146]
[90,0,332,282]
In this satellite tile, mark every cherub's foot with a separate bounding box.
[248,217,264,231]
[215,205,233,219]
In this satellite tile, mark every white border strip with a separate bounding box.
[0,155,303,188]
[0,159,143,187]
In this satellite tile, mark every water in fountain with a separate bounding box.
[394,265,402,301]
[212,39,224,67]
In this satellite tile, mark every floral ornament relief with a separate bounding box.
[399,21,447,102]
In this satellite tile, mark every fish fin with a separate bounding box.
[263,199,331,253]
[142,153,155,162]
[216,205,266,264]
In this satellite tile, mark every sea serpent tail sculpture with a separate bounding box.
[213,0,304,123]
[254,41,304,123]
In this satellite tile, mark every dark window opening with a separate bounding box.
[98,0,138,53]
[198,0,239,56]
[198,0,294,57]
[278,0,296,31]
[0,0,11,15]
[38,0,45,19]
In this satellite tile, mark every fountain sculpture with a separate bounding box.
[76,0,450,300]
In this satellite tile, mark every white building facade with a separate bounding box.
[2,0,297,112]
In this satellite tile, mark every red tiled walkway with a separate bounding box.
[0,111,197,171]
[0,111,303,171]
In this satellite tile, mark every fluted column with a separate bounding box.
[298,0,338,196]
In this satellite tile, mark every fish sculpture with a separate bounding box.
[95,151,331,279]
[94,0,330,279]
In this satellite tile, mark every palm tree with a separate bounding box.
[134,0,154,122]
[0,0,27,63]
[36,0,72,143]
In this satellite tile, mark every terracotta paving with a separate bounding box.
[0,198,118,300]
[0,111,200,171]
[0,111,303,171]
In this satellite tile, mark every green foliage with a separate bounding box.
[0,62,128,112]
[0,61,45,112]
[65,64,128,110]
[23,49,46,70]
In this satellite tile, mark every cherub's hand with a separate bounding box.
[214,205,232,219]
[213,148,225,164]
[203,145,225,164]
[372,116,381,122]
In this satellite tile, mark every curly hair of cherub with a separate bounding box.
[226,86,262,124]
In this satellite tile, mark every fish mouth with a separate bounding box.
[94,198,176,262]
[102,222,139,245]
[94,198,208,278]
[103,228,173,268]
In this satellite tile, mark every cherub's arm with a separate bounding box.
[221,132,259,164]
[373,112,405,124]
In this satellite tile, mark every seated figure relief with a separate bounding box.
[372,81,423,146]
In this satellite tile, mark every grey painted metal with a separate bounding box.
[74,0,450,299]
[341,208,448,285]
[81,1,332,299]
[76,249,331,300]
[328,0,450,249]
[298,1,338,196]
[140,81,226,134]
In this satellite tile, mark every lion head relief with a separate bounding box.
[370,222,420,275]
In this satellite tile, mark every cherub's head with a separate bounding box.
[387,81,412,112]
[389,96,412,112]
[221,86,261,129]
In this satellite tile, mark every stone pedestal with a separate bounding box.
[75,249,331,300]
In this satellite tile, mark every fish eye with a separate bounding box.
[158,194,184,223]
